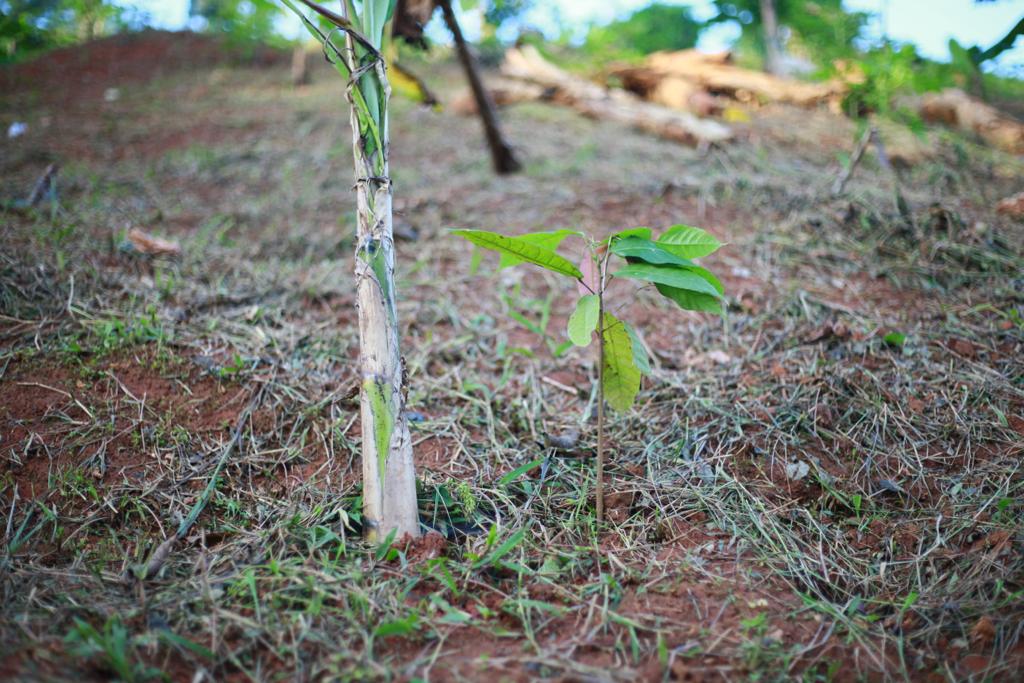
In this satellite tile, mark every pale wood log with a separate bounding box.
[638,49,842,107]
[915,88,1024,155]
[501,45,732,146]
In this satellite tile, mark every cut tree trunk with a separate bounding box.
[759,0,784,76]
[501,45,732,146]
[438,0,521,174]
[291,45,310,86]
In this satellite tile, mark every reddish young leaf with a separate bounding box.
[578,253,599,297]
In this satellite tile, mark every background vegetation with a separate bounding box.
[5,0,1021,113]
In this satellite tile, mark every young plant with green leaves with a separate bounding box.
[454,225,724,522]
[281,0,418,540]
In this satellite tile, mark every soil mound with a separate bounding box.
[1,30,284,102]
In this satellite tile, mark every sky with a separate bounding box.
[123,0,1022,74]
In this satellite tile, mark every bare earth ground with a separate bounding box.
[1,31,1023,682]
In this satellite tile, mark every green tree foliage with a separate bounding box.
[1,0,61,59]
[481,0,530,28]
[1,0,125,61]
[460,0,534,65]
[69,0,118,39]
[709,0,866,68]
[583,3,702,62]
[841,39,1024,116]
[840,43,920,116]
[189,0,287,47]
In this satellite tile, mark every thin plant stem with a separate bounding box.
[595,245,612,524]
[596,285,605,524]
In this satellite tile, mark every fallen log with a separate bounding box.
[914,88,1024,154]
[500,45,732,146]
[612,67,732,116]
[615,49,842,109]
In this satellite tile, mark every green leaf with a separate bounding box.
[641,256,725,314]
[686,265,725,294]
[655,284,723,315]
[553,340,574,358]
[374,527,399,560]
[452,230,583,280]
[883,331,906,347]
[610,236,694,267]
[497,229,580,269]
[373,615,419,639]
[507,309,543,336]
[474,527,527,568]
[497,458,544,487]
[602,313,642,412]
[613,263,721,298]
[507,598,565,615]
[656,225,722,258]
[159,632,214,660]
[623,322,651,376]
[567,295,599,346]
[437,608,473,624]
[604,227,653,244]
